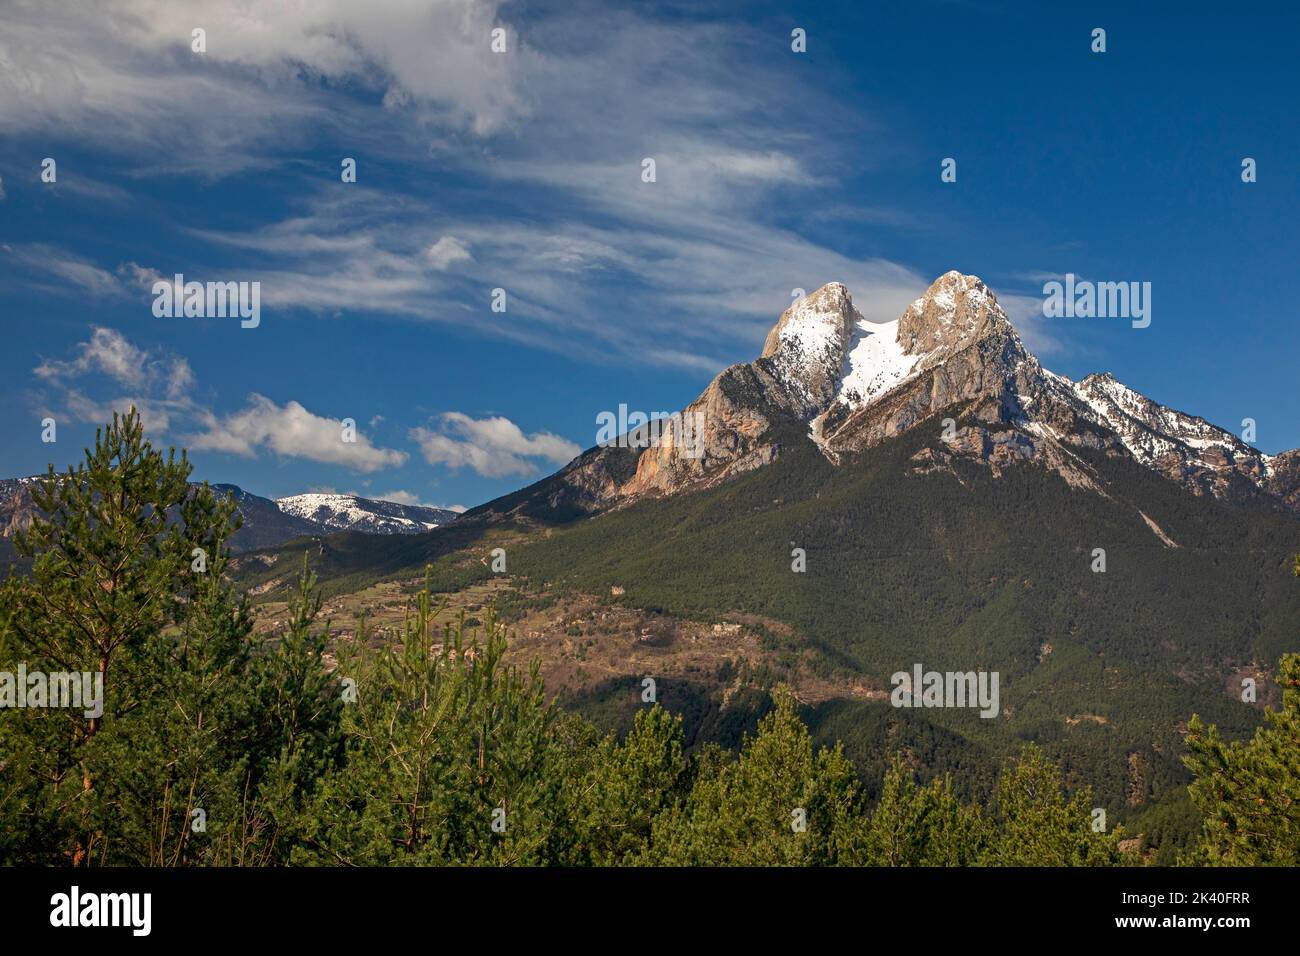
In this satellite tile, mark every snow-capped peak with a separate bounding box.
[760,283,861,413]
[825,272,1013,415]
[516,270,1299,519]
[1071,372,1253,466]
[275,493,456,535]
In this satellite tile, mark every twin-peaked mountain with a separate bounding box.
[473,272,1300,528]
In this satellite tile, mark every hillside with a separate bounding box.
[223,274,1300,828]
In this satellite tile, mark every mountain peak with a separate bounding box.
[897,271,1006,356]
[753,272,1026,433]
[760,282,855,360]
[759,282,862,412]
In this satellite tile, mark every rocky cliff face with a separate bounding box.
[1264,449,1300,510]
[477,289,855,519]
[619,284,875,498]
[0,477,37,541]
[469,271,1300,523]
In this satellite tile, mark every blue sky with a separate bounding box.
[1,0,1296,510]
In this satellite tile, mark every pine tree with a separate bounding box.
[0,410,236,863]
[865,757,987,866]
[571,705,688,865]
[1183,652,1300,865]
[295,578,570,865]
[0,410,340,865]
[984,745,1127,866]
[652,685,864,865]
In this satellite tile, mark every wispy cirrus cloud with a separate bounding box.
[0,1,931,374]
[2,244,130,298]
[171,184,928,373]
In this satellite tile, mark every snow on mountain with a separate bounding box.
[834,317,920,409]
[800,272,1279,503]
[763,275,1010,419]
[275,493,457,535]
[791,271,1290,507]
[4,481,457,564]
[824,272,1015,417]
[759,283,858,413]
[1071,372,1256,467]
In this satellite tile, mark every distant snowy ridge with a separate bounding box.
[275,493,458,535]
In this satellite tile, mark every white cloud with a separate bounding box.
[35,326,148,389]
[188,394,408,472]
[374,490,467,512]
[375,489,421,505]
[35,326,193,397]
[411,412,579,478]
[425,236,473,271]
[370,489,449,511]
